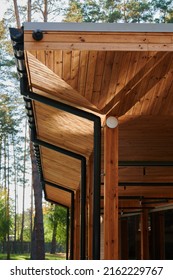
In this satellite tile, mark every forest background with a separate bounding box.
[1,0,173,260]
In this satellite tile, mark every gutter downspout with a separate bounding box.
[42,180,74,260]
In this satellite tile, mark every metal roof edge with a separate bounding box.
[24,22,173,33]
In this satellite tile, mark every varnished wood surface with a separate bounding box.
[119,115,173,161]
[33,101,94,158]
[45,184,71,207]
[40,146,81,190]
[25,31,173,51]
[24,27,173,214]
[27,49,173,116]
[104,120,119,259]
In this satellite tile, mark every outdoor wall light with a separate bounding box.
[32,29,43,41]
[106,116,118,128]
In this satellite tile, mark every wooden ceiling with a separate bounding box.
[24,23,173,213]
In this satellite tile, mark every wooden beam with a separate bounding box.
[25,31,173,52]
[104,116,119,259]
[105,52,172,116]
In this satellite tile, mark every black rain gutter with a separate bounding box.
[24,90,86,260]
[9,27,85,260]
[31,131,87,260]
[66,207,70,260]
[25,97,77,259]
[27,89,101,260]
[9,27,101,260]
[43,180,74,260]
[26,90,101,260]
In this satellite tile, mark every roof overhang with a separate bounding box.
[10,22,173,213]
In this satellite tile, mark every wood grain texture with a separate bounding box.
[25,51,99,112]
[104,118,118,260]
[34,101,94,158]
[25,31,173,51]
[40,146,81,190]
[45,184,71,207]
[23,27,173,254]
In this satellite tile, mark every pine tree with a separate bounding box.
[64,0,83,22]
[151,0,173,22]
[124,0,153,23]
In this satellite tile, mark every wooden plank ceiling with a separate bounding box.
[24,24,173,212]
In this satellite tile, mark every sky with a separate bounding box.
[0,1,9,20]
[0,0,33,213]
[0,0,66,23]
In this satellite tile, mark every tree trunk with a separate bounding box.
[43,0,48,22]
[0,140,2,184]
[27,0,32,22]
[30,180,33,253]
[12,135,17,253]
[50,221,58,254]
[20,120,27,253]
[6,137,10,260]
[30,143,45,260]
[13,0,21,28]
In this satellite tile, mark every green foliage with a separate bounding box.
[64,0,173,23]
[103,0,122,22]
[64,0,83,22]
[0,187,11,242]
[0,252,65,260]
[44,204,67,246]
[81,0,105,22]
[0,94,18,138]
[16,210,32,242]
[124,0,153,23]
[0,20,6,39]
[151,0,173,22]
[31,0,65,21]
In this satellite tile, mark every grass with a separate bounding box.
[0,253,66,260]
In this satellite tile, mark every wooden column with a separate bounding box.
[140,209,149,259]
[73,190,80,259]
[104,116,119,259]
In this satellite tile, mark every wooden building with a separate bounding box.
[10,22,173,260]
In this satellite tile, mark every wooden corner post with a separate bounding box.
[104,116,119,259]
